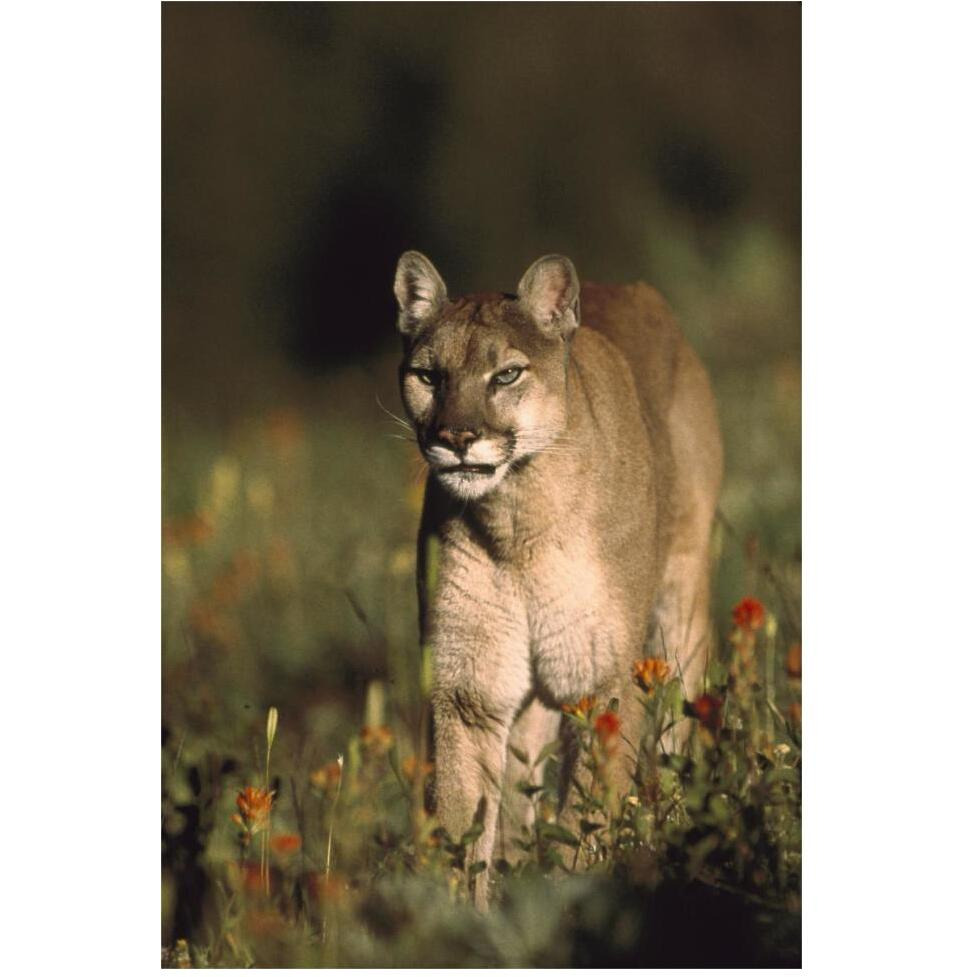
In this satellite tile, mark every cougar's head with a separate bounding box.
[394,251,580,501]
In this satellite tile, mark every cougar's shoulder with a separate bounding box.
[572,279,720,573]
[579,281,684,414]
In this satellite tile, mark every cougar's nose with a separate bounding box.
[437,427,479,452]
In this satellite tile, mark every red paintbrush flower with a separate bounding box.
[691,693,724,732]
[594,711,621,746]
[270,833,302,856]
[786,643,802,679]
[235,786,274,832]
[732,596,765,632]
[360,725,394,755]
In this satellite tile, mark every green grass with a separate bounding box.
[162,222,800,967]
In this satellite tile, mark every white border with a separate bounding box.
[2,2,161,971]
[4,2,976,973]
[804,2,975,972]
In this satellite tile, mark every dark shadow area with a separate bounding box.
[281,57,454,369]
[564,877,801,968]
[283,181,439,369]
[654,126,749,223]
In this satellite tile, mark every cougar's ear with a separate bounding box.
[517,254,580,339]
[394,251,447,337]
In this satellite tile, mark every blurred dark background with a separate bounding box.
[162,0,799,813]
[163,2,799,413]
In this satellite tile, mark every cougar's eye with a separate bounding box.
[492,366,523,386]
[412,369,438,386]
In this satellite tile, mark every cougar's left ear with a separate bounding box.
[394,251,448,337]
[517,254,580,339]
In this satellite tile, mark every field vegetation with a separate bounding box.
[162,217,801,967]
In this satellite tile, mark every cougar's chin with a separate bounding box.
[433,461,509,500]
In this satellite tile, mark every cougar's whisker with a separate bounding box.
[375,393,415,433]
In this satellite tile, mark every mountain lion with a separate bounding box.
[394,251,723,908]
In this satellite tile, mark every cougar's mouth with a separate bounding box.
[439,463,497,475]
[430,457,509,500]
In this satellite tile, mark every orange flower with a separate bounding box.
[235,786,274,831]
[265,407,304,458]
[212,550,261,605]
[561,695,596,719]
[402,755,434,784]
[189,600,241,651]
[786,643,802,679]
[234,860,264,893]
[270,833,302,856]
[594,711,621,747]
[304,871,346,907]
[162,512,215,547]
[632,657,671,693]
[361,725,394,754]
[732,596,765,631]
[691,693,724,732]
[310,760,344,792]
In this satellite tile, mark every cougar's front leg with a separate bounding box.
[499,698,561,858]
[428,588,530,910]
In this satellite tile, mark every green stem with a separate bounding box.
[325,760,344,883]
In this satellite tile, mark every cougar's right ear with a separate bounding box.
[394,251,447,337]
[517,254,580,339]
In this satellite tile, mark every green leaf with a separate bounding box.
[579,819,604,835]
[763,766,800,786]
[516,780,544,798]
[543,847,567,870]
[706,659,729,690]
[688,832,721,875]
[533,739,562,768]
[508,744,530,765]
[665,754,693,777]
[707,792,732,825]
[666,679,686,717]
[468,860,487,877]
[684,784,706,812]
[537,821,579,847]
[571,775,602,809]
[460,822,484,847]
[640,696,659,717]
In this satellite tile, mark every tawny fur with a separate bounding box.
[394,252,723,909]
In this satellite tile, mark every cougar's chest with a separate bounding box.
[521,540,621,706]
